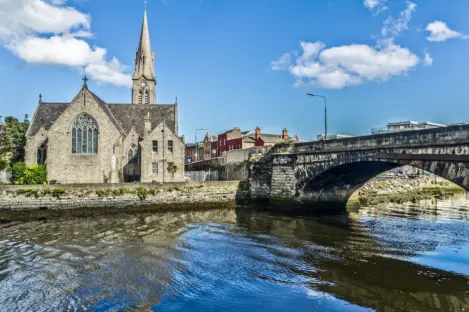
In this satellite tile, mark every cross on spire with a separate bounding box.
[144,0,147,11]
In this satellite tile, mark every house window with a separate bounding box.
[152,162,158,174]
[72,114,98,154]
[128,144,139,164]
[168,140,174,153]
[152,140,158,153]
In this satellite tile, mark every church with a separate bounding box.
[25,10,185,184]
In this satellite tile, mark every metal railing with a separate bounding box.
[185,171,219,182]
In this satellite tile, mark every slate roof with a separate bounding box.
[28,88,177,138]
[28,103,68,136]
[258,134,282,144]
[106,104,176,136]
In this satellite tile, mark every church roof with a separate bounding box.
[27,103,68,136]
[106,104,176,137]
[28,91,177,138]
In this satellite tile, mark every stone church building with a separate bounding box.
[25,10,185,184]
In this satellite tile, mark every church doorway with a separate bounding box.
[124,144,141,182]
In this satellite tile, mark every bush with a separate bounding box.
[136,187,148,200]
[10,162,26,183]
[52,188,66,199]
[11,163,46,185]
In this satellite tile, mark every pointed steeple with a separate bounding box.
[133,9,155,80]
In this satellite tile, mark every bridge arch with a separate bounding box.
[296,157,469,208]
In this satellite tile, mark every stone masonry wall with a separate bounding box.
[0,182,246,214]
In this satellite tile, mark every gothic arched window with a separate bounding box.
[37,143,47,165]
[72,114,98,154]
[138,90,143,104]
[128,144,139,164]
[144,91,149,104]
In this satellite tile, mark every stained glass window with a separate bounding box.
[72,114,98,154]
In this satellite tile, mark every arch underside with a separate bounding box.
[298,159,469,208]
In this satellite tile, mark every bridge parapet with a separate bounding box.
[273,125,469,155]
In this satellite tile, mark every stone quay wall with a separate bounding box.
[0,182,248,215]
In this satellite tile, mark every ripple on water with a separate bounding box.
[0,202,468,311]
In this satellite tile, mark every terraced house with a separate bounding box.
[24,9,184,184]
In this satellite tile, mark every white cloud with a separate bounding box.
[423,50,433,66]
[0,0,131,87]
[381,1,417,38]
[270,52,291,71]
[271,1,425,89]
[426,21,468,42]
[363,0,388,15]
[273,40,420,89]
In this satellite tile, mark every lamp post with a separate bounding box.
[306,92,327,140]
[194,128,208,162]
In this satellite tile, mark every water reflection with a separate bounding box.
[0,201,468,311]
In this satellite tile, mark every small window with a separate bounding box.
[138,90,143,104]
[168,140,174,153]
[144,91,149,104]
[152,140,158,153]
[152,162,158,174]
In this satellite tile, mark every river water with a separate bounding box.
[1,198,469,311]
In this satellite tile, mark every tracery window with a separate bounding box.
[72,114,98,154]
[144,91,149,104]
[138,90,143,104]
[128,144,139,164]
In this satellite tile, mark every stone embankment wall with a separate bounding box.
[0,182,248,216]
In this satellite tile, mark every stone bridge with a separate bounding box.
[250,125,469,212]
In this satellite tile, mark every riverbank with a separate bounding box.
[350,176,466,205]
[0,181,248,222]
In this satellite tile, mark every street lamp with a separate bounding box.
[194,128,208,162]
[307,92,327,140]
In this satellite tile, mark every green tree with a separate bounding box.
[0,116,12,170]
[167,161,179,178]
[5,115,29,165]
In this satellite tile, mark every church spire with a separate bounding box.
[133,8,155,80]
[132,6,156,104]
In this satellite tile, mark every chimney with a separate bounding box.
[281,128,288,140]
[255,126,261,140]
[144,111,151,136]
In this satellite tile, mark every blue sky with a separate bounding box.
[0,0,468,142]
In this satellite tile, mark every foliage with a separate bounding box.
[0,115,29,171]
[0,116,12,171]
[10,162,26,183]
[4,115,29,165]
[52,188,66,199]
[49,180,58,185]
[167,162,179,177]
[136,187,148,200]
[17,188,40,198]
[11,163,47,185]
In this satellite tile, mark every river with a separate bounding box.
[0,197,469,311]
